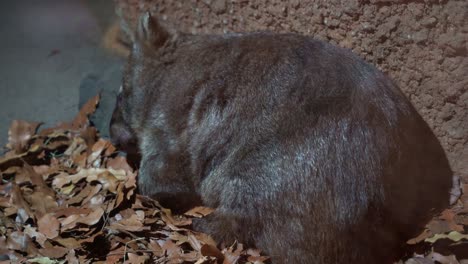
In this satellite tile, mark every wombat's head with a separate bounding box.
[109,12,176,166]
[109,13,202,211]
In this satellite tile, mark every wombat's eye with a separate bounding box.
[117,88,125,105]
[117,92,124,104]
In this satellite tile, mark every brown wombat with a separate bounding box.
[109,12,453,264]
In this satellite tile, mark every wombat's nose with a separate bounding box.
[109,121,141,168]
[152,192,202,214]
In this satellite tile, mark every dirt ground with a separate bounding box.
[115,0,467,180]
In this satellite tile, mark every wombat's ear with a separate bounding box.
[136,11,171,49]
[116,6,136,44]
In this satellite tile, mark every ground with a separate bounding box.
[0,0,122,149]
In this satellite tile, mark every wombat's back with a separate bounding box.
[174,33,453,263]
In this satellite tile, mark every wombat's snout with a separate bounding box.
[109,106,141,168]
[109,120,135,149]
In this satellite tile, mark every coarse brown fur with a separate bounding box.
[110,12,452,264]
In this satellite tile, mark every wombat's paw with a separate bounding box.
[136,171,153,196]
[137,161,161,196]
[192,212,240,245]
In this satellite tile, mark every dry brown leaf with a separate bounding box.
[37,213,60,239]
[75,206,105,225]
[6,231,35,254]
[79,126,98,151]
[7,120,41,153]
[193,232,218,248]
[187,233,203,252]
[67,184,102,206]
[159,239,183,257]
[23,225,47,247]
[222,242,244,264]
[28,190,58,218]
[39,245,68,259]
[33,165,59,180]
[126,252,150,264]
[149,239,164,257]
[55,237,82,250]
[427,219,457,235]
[53,168,127,192]
[185,207,215,218]
[439,209,465,232]
[109,213,148,232]
[87,138,113,167]
[61,207,104,231]
[107,156,134,176]
[63,136,88,167]
[71,94,100,130]
[201,244,224,261]
[10,184,33,220]
[162,209,192,228]
[66,249,80,264]
[106,251,124,264]
[0,144,42,172]
[179,250,202,262]
[23,162,55,198]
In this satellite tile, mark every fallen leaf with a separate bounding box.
[24,225,47,247]
[65,249,79,264]
[71,94,100,130]
[201,244,224,261]
[127,252,150,263]
[185,207,215,218]
[37,213,60,239]
[26,257,59,264]
[55,237,81,250]
[39,246,68,259]
[7,120,41,153]
[425,231,468,243]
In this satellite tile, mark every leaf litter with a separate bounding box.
[0,95,466,264]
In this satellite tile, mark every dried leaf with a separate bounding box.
[201,244,224,261]
[55,237,81,250]
[7,120,41,153]
[38,246,68,259]
[71,94,100,130]
[127,252,150,263]
[10,184,33,220]
[24,225,47,247]
[65,249,79,264]
[37,213,60,239]
[425,231,468,243]
[185,207,215,218]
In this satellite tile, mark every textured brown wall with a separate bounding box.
[116,0,467,179]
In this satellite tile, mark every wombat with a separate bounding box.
[110,12,453,264]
